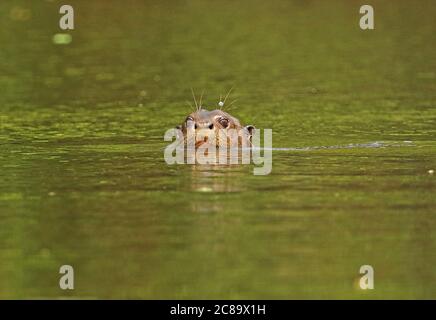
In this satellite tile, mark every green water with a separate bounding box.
[1,0,435,299]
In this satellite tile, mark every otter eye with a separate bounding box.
[218,117,229,128]
[185,116,197,129]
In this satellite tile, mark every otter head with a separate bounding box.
[176,109,255,148]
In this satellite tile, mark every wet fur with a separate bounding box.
[177,89,255,148]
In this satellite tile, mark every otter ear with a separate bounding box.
[245,125,255,136]
[175,125,182,130]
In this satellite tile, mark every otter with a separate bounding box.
[176,108,255,148]
[175,89,255,148]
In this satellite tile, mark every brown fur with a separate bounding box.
[177,109,254,148]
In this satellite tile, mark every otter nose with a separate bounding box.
[197,122,214,130]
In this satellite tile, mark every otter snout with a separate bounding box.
[194,128,214,147]
[195,122,214,130]
[179,108,254,148]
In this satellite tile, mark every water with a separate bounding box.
[0,0,435,299]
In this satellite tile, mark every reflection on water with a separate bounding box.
[188,165,247,194]
[0,0,436,298]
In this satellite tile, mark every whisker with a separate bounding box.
[191,88,199,111]
[223,86,234,105]
[186,100,195,112]
[224,99,238,111]
[199,89,204,110]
